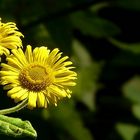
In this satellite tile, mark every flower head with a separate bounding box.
[0,45,77,109]
[0,18,24,56]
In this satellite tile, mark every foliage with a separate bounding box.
[0,0,140,139]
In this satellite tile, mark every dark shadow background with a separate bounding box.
[1,0,140,140]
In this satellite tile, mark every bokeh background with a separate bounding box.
[1,0,140,140]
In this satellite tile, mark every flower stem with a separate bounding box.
[0,99,28,115]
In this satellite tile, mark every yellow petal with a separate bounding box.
[53,56,69,68]
[14,89,28,102]
[48,85,67,97]
[19,92,28,101]
[28,92,37,109]
[7,86,22,96]
[37,92,45,107]
[25,45,33,63]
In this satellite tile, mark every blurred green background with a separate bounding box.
[1,0,140,140]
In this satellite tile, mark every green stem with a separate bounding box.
[0,99,28,115]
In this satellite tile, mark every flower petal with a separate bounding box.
[28,92,37,109]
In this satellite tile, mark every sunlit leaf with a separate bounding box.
[75,66,99,111]
[72,40,92,67]
[108,38,140,54]
[132,104,140,120]
[122,76,140,103]
[72,40,101,111]
[116,123,139,140]
[89,2,109,13]
[0,115,37,138]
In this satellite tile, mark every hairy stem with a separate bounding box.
[0,99,28,115]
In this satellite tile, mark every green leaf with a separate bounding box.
[43,101,93,140]
[71,12,120,38]
[89,2,109,13]
[116,123,139,140]
[75,66,98,111]
[108,38,140,54]
[0,115,37,138]
[132,104,140,120]
[72,40,101,111]
[72,40,92,67]
[122,76,140,104]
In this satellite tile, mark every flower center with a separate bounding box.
[19,64,54,91]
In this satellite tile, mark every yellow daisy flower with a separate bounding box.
[0,45,77,109]
[0,18,24,56]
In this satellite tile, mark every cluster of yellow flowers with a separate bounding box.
[0,18,77,109]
